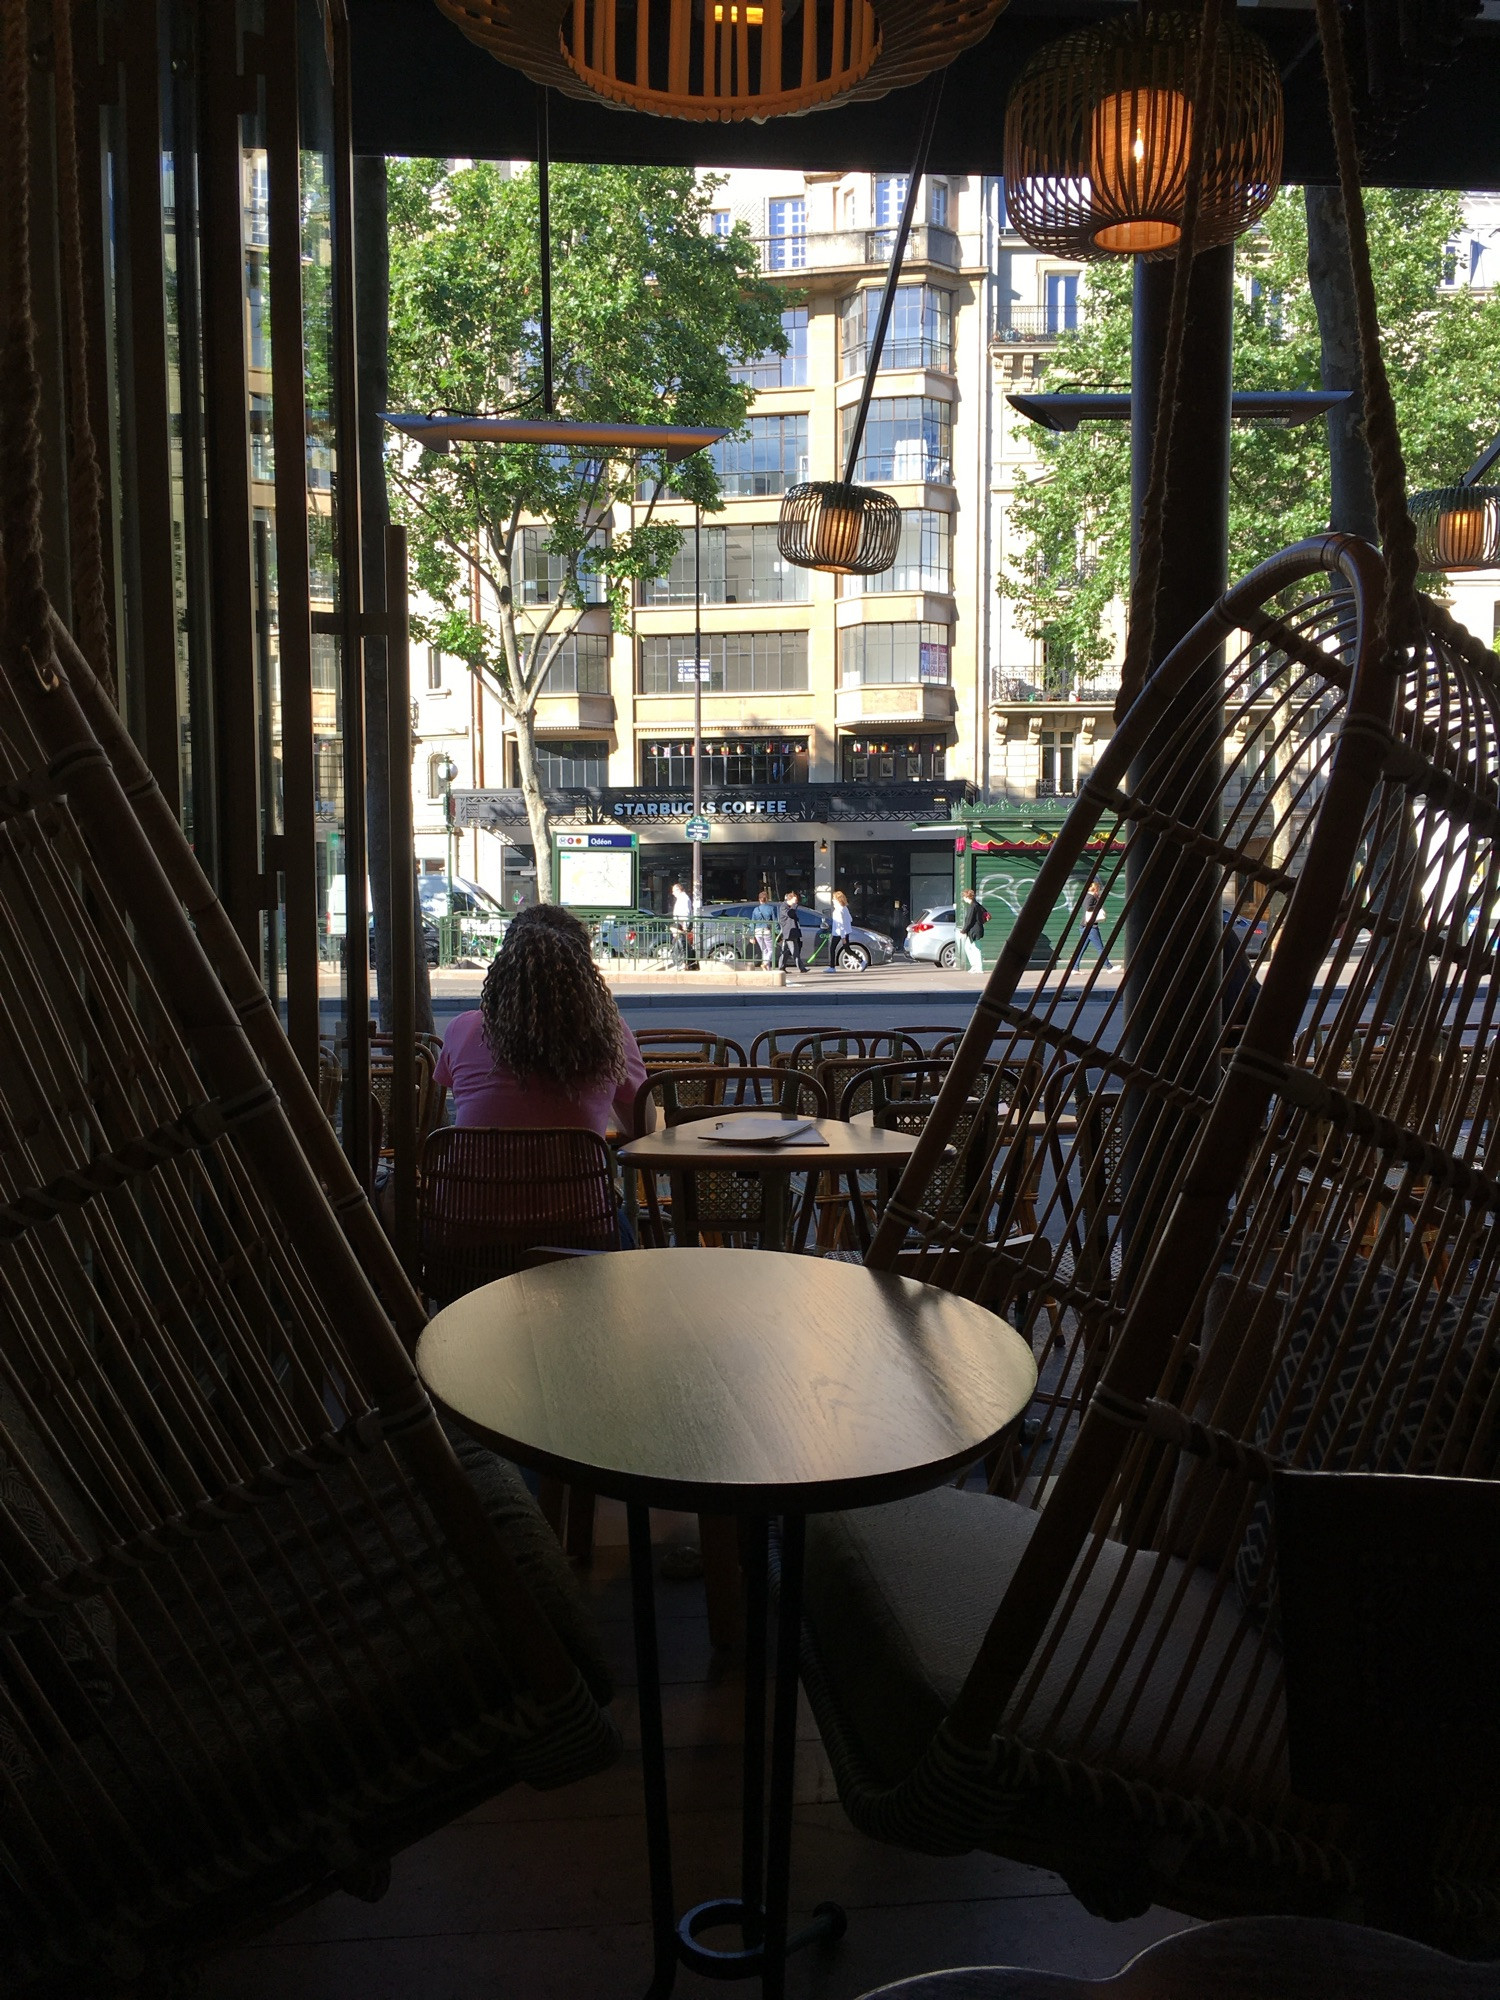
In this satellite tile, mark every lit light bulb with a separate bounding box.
[1433,503,1490,569]
[713,4,765,21]
[1088,85,1193,254]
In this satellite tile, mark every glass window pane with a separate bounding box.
[840,397,952,483]
[639,631,809,696]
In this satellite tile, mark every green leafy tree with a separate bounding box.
[386,160,786,898]
[1002,189,1500,676]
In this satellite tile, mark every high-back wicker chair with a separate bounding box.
[793,535,1500,1942]
[417,1127,621,1305]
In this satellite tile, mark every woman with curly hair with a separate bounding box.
[433,905,654,1137]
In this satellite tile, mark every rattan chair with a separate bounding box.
[417,1126,621,1305]
[0,635,620,1990]
[631,1065,828,1248]
[634,1027,748,1071]
[792,535,1500,1943]
[853,1915,1490,1998]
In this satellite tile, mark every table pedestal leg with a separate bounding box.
[628,1502,679,2000]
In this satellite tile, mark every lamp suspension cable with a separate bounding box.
[840,74,945,485]
[537,85,554,416]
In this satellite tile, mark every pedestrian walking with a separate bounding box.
[889,900,908,954]
[1078,883,1112,971]
[958,887,987,972]
[752,884,776,970]
[669,880,693,964]
[778,889,806,973]
[827,888,853,971]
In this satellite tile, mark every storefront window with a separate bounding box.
[840,735,948,783]
[641,738,809,788]
[510,739,610,788]
[639,631,808,695]
[840,623,951,687]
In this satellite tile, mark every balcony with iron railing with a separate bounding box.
[989,671,1122,706]
[749,225,962,276]
[991,306,1078,346]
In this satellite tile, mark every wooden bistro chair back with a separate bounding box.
[0,613,619,1987]
[634,1027,748,1072]
[790,538,1500,1944]
[631,1065,828,1247]
[418,1126,621,1306]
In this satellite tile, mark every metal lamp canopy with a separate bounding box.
[382,413,727,463]
[430,0,1012,122]
[778,480,901,575]
[1003,7,1283,260]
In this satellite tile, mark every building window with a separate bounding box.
[841,397,952,484]
[841,734,947,783]
[427,645,443,691]
[426,751,451,801]
[844,511,951,597]
[840,286,952,376]
[709,209,731,237]
[730,305,809,389]
[539,631,610,696]
[840,622,951,687]
[1039,729,1076,797]
[640,523,809,607]
[710,414,808,497]
[1044,271,1080,334]
[929,178,949,229]
[641,737,808,788]
[639,630,808,696]
[1040,625,1078,691]
[510,738,609,788]
[515,526,608,605]
[767,196,806,271]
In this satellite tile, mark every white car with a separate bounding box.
[906,904,959,968]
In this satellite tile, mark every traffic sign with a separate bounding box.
[684,814,712,843]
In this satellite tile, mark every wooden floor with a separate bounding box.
[195,1502,1191,2000]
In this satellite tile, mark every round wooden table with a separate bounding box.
[618,1115,921,1251]
[418,1248,1036,2000]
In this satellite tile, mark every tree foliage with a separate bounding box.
[1002,189,1500,675]
[386,159,787,894]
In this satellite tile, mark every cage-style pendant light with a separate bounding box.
[776,79,943,577]
[1409,434,1500,572]
[430,0,1012,123]
[1003,7,1283,260]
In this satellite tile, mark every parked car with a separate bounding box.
[417,875,510,965]
[702,903,894,971]
[906,904,959,969]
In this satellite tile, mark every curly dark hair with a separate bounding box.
[478,905,625,1090]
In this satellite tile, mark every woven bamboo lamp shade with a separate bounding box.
[1410,486,1500,570]
[778,479,901,574]
[430,0,1012,122]
[1003,8,1283,259]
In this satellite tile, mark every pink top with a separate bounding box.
[433,1010,649,1139]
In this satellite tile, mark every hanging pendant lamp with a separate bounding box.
[1410,434,1500,571]
[1003,6,1283,260]
[776,78,944,577]
[430,0,1011,123]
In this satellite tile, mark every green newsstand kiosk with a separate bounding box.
[911,799,1125,972]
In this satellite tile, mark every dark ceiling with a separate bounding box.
[348,1,1500,189]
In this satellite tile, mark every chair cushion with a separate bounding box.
[804,1485,1279,1793]
[1234,1253,1500,1610]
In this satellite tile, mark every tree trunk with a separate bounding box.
[1305,184,1379,545]
[355,152,434,1034]
[510,709,554,902]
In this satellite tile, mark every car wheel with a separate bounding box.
[710,944,738,963]
[838,943,871,971]
[937,942,957,969]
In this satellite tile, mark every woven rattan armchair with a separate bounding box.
[631,1064,828,1247]
[417,1126,621,1305]
[0,622,621,1992]
[793,535,1500,1944]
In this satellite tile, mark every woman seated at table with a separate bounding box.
[434,905,655,1138]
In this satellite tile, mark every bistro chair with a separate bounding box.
[852,1916,1490,1998]
[417,1126,621,1305]
[791,534,1500,1943]
[748,1025,857,1070]
[370,1040,439,1164]
[317,1040,343,1116]
[631,1065,828,1249]
[0,618,619,1990]
[634,1026,748,1072]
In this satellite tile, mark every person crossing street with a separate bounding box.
[778,890,805,973]
[827,889,853,971]
[957,887,987,973]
